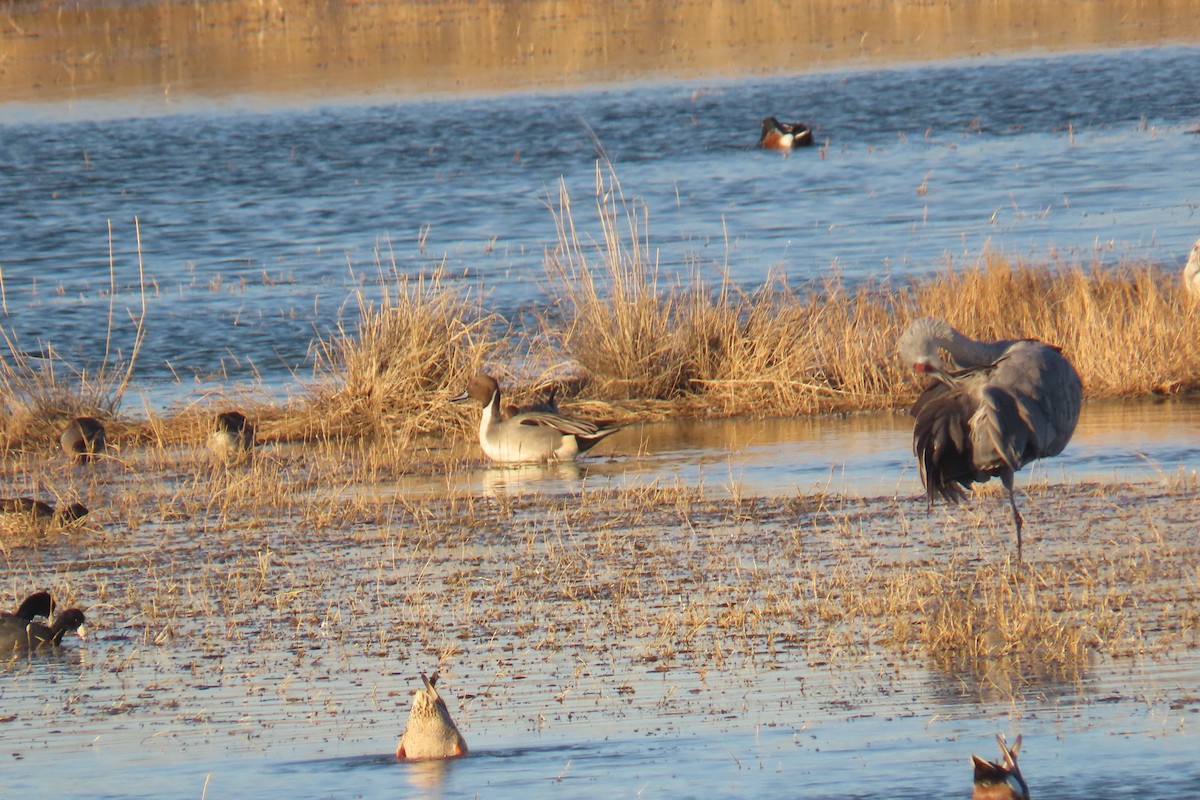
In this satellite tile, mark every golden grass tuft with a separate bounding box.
[301,261,497,442]
[542,173,1200,415]
[0,221,148,451]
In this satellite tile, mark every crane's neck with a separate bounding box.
[941,325,1011,369]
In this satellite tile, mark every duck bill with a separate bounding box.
[450,390,470,404]
[76,624,87,641]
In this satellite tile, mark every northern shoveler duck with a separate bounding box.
[0,607,86,652]
[396,672,469,760]
[972,734,1029,800]
[209,411,256,458]
[758,116,814,149]
[61,416,107,463]
[453,374,622,463]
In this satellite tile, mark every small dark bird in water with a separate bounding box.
[0,607,86,651]
[1,591,55,624]
[757,116,814,149]
[209,410,255,458]
[395,672,468,760]
[61,416,107,463]
[972,734,1029,800]
[0,497,89,525]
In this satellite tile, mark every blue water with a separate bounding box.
[1,45,1199,403]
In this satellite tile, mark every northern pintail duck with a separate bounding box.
[0,607,86,652]
[972,734,1029,800]
[1184,238,1200,300]
[758,116,814,149]
[452,374,623,463]
[0,497,90,525]
[61,416,106,463]
[396,672,468,760]
[209,411,255,458]
[2,591,54,624]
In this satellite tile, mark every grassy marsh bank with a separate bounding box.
[3,209,1199,453]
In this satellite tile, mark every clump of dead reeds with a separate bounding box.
[0,221,147,451]
[544,167,710,400]
[542,170,1200,414]
[300,259,496,442]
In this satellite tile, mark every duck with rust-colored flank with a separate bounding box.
[209,411,255,458]
[757,116,814,149]
[0,607,87,652]
[453,374,622,463]
[61,416,107,463]
[972,734,1029,800]
[396,672,468,760]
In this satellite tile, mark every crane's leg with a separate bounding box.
[1000,470,1023,556]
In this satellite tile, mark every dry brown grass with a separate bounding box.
[0,221,147,452]
[300,260,497,442]
[541,176,1200,416]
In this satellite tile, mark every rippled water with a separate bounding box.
[5,43,1200,800]
[1,45,1199,403]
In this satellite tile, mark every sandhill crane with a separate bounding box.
[896,317,1083,554]
[1184,238,1200,300]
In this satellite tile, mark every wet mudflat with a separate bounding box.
[3,421,1199,797]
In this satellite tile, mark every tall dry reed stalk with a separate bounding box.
[0,220,147,449]
[544,166,703,399]
[542,171,1200,415]
[302,253,496,442]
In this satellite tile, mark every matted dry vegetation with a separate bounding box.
[4,428,1199,699]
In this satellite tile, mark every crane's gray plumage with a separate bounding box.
[897,317,1083,553]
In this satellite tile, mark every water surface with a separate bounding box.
[0,45,1198,407]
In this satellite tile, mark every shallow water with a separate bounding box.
[1,45,1199,407]
[426,399,1200,501]
[4,474,1200,799]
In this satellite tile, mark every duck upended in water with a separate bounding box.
[757,116,814,149]
[209,411,256,458]
[395,672,468,760]
[453,374,623,463]
[972,734,1029,800]
[61,416,107,463]
[897,317,1082,554]
[0,607,87,652]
